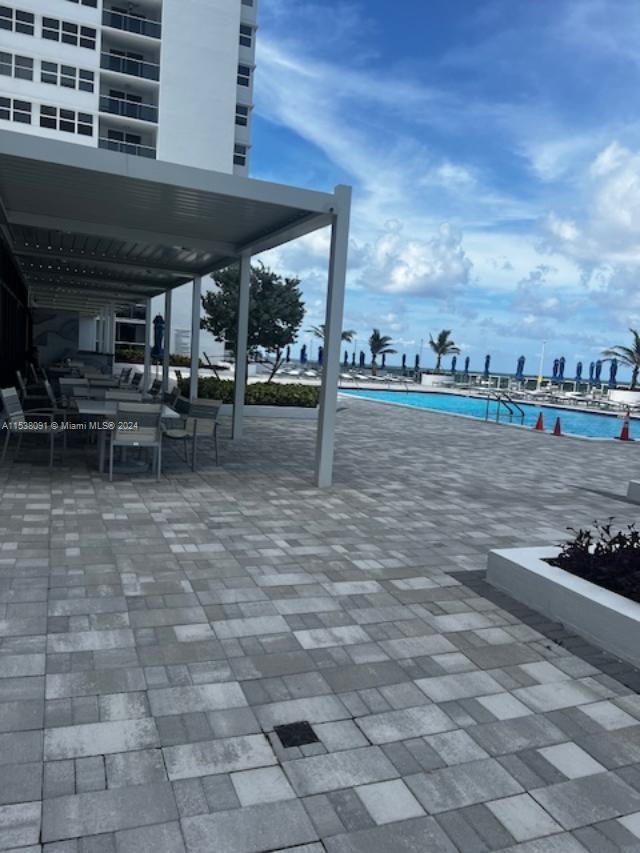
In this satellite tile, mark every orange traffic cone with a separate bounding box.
[534,413,544,431]
[619,415,632,441]
[553,417,562,436]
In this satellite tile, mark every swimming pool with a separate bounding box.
[341,389,636,440]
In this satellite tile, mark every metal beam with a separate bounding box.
[7,211,237,259]
[237,212,332,258]
[14,247,194,279]
[189,277,201,400]
[315,186,352,488]
[27,281,156,301]
[232,253,251,440]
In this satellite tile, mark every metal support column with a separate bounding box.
[232,252,251,439]
[163,289,172,394]
[315,185,352,487]
[143,297,152,391]
[189,277,201,400]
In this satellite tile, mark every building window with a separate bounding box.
[0,51,32,80]
[66,0,98,6]
[234,144,248,167]
[12,99,30,123]
[14,54,32,79]
[237,64,251,87]
[40,61,94,92]
[239,24,253,48]
[39,104,94,136]
[0,96,31,124]
[0,6,35,35]
[42,17,96,49]
[235,104,249,127]
[241,0,254,5]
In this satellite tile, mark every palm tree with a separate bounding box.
[369,329,397,375]
[602,329,640,389]
[306,324,356,342]
[429,329,460,371]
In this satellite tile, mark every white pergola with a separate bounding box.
[0,131,351,487]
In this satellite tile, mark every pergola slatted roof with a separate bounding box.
[0,131,337,311]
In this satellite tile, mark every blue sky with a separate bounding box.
[240,0,640,377]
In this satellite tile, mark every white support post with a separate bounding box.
[163,289,172,394]
[143,297,152,391]
[232,252,251,439]
[189,276,201,400]
[315,185,352,488]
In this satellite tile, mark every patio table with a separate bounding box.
[75,401,180,473]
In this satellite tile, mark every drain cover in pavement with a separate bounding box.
[274,721,319,748]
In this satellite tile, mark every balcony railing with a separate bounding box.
[100,53,160,81]
[99,95,158,123]
[99,137,156,159]
[102,9,161,39]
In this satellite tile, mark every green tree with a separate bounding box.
[429,329,460,371]
[201,262,304,382]
[306,324,356,343]
[602,329,640,389]
[368,329,397,375]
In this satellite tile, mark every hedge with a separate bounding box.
[115,347,211,368]
[179,378,320,408]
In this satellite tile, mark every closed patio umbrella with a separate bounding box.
[558,356,565,381]
[415,354,420,372]
[484,354,490,378]
[515,355,525,379]
[300,345,307,365]
[359,351,365,368]
[595,360,602,383]
[401,354,406,373]
[318,346,323,367]
[464,356,470,375]
[286,346,291,363]
[381,353,386,369]
[575,361,583,382]
[351,352,356,368]
[343,350,349,367]
[152,314,164,361]
[451,355,457,374]
[609,358,618,388]
[589,361,595,384]
[552,358,559,380]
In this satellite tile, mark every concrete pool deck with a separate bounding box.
[1,396,640,851]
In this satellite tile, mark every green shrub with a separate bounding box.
[115,347,208,368]
[179,378,319,408]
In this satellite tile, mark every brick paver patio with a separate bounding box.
[1,395,640,852]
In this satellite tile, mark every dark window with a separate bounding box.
[78,69,94,92]
[15,9,33,34]
[61,20,78,45]
[40,105,57,129]
[42,17,60,40]
[77,112,93,136]
[61,64,76,88]
[235,104,249,126]
[239,24,253,48]
[13,99,31,124]
[233,144,248,167]
[0,96,10,120]
[79,25,96,49]
[41,61,58,85]
[0,51,10,76]
[237,64,251,87]
[59,109,75,133]
[0,6,11,30]
[14,55,32,80]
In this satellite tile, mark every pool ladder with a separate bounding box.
[485,391,525,425]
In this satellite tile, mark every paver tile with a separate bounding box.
[163,734,276,780]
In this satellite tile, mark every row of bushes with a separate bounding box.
[115,347,200,368]
[178,378,320,408]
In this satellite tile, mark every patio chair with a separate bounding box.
[118,367,132,386]
[162,398,221,470]
[0,386,63,467]
[16,370,50,409]
[144,379,162,399]
[109,402,163,482]
[130,373,142,390]
[162,388,181,408]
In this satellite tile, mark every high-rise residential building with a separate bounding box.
[0,0,257,175]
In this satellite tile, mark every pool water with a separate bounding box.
[342,389,636,440]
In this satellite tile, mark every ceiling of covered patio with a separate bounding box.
[0,131,336,312]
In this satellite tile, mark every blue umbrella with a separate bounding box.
[401,354,406,372]
[595,360,602,383]
[575,361,583,382]
[558,356,565,381]
[451,355,457,374]
[359,351,366,368]
[151,314,164,360]
[318,346,323,367]
[515,355,525,379]
[415,354,420,371]
[343,350,349,367]
[351,352,356,368]
[381,353,386,369]
[285,346,291,363]
[609,358,618,388]
[300,345,307,365]
[552,358,559,380]
[484,354,490,378]
[464,356,470,375]
[589,361,595,384]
